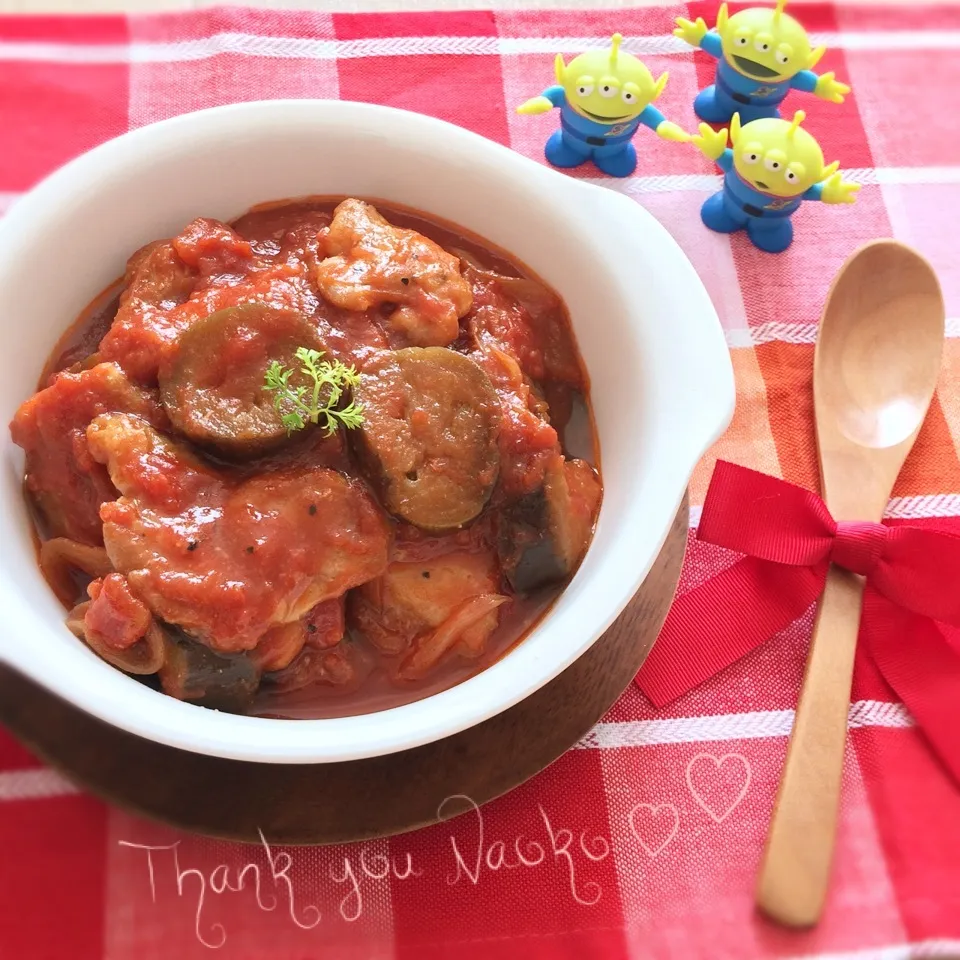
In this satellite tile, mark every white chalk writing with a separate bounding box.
[438,794,607,905]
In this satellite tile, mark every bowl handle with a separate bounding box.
[576,182,735,471]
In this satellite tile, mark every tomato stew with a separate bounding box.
[10,198,602,718]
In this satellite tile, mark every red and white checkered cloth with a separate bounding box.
[2,5,960,959]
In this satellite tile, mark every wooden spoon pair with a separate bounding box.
[757,240,945,927]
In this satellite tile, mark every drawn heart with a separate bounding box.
[685,753,752,824]
[628,802,680,858]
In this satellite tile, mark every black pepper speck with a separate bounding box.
[309,504,317,516]
[187,541,198,552]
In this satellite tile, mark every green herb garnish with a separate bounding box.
[263,347,364,436]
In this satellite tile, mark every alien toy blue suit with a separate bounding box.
[694,32,818,123]
[703,149,826,252]
[538,85,667,178]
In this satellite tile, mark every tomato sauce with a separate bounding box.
[13,197,602,719]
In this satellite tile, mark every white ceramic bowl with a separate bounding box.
[0,100,733,763]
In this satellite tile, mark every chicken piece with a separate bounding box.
[350,549,508,680]
[250,621,308,673]
[172,217,254,278]
[10,362,166,544]
[98,218,257,383]
[97,238,199,382]
[315,199,472,347]
[86,413,390,652]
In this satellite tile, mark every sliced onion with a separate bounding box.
[496,278,560,317]
[453,248,559,316]
[398,593,509,680]
[65,600,91,640]
[249,621,307,672]
[66,599,166,675]
[451,248,492,276]
[40,538,114,607]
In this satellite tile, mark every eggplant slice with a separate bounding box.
[353,347,501,532]
[158,633,261,713]
[159,303,327,459]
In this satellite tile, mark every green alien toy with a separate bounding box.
[692,110,860,252]
[517,33,689,178]
[676,0,850,124]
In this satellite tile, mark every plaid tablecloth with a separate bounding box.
[2,5,960,959]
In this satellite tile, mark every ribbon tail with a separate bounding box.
[862,589,960,788]
[636,557,827,707]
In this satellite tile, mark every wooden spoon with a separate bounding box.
[756,240,945,927]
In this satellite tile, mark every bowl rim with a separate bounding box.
[0,99,734,763]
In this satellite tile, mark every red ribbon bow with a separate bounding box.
[636,461,960,785]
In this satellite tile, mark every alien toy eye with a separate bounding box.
[764,157,781,172]
[742,151,760,165]
[775,50,789,65]
[577,84,594,97]
[621,89,636,104]
[754,39,771,52]
[785,169,798,183]
[599,83,617,98]
[735,36,749,46]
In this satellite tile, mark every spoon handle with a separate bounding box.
[756,564,864,927]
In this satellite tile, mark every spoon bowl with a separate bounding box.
[817,240,944,454]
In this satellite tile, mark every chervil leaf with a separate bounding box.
[263,346,366,436]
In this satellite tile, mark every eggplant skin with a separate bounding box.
[497,457,601,596]
[158,634,261,713]
[497,486,567,595]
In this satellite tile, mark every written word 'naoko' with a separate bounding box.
[438,794,610,907]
